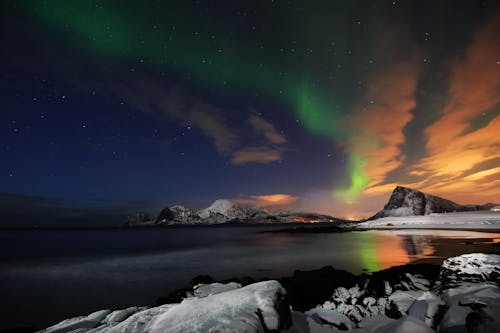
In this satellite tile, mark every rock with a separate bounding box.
[387,290,425,316]
[407,300,428,322]
[287,311,309,333]
[279,266,361,312]
[358,314,396,332]
[365,264,440,299]
[192,281,242,298]
[362,297,376,307]
[38,309,112,333]
[439,253,500,289]
[349,285,363,300]
[39,281,290,333]
[373,315,434,333]
[332,287,351,304]
[440,284,500,333]
[404,273,430,291]
[335,303,364,322]
[384,281,393,296]
[305,307,355,330]
[104,307,143,324]
[376,297,387,313]
[148,280,290,332]
[94,304,177,333]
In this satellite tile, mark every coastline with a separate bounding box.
[30,253,500,333]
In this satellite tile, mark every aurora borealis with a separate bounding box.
[1,0,499,219]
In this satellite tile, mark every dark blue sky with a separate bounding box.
[1,0,499,223]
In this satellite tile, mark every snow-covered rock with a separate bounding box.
[357,315,396,332]
[305,307,355,330]
[38,309,112,333]
[440,284,500,332]
[372,316,433,333]
[192,281,242,298]
[331,287,351,304]
[387,290,426,316]
[439,253,500,288]
[104,307,144,324]
[436,253,500,332]
[39,281,290,333]
[148,280,290,332]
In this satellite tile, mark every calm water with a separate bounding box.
[1,225,499,330]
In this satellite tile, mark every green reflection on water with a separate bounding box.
[356,232,381,272]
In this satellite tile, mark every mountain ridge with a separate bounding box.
[369,186,496,220]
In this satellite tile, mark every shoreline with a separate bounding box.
[29,253,500,333]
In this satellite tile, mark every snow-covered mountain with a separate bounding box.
[156,205,201,224]
[154,199,273,225]
[152,199,337,225]
[370,186,495,220]
[197,199,270,223]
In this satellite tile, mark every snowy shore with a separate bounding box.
[356,211,500,230]
[37,253,500,333]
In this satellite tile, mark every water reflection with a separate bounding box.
[356,230,500,272]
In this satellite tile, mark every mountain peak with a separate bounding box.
[368,186,487,220]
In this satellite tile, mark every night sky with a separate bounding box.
[1,0,499,221]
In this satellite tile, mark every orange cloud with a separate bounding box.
[350,59,420,188]
[230,146,282,165]
[411,10,500,201]
[425,11,500,152]
[233,194,299,208]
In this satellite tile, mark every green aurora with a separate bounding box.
[18,0,376,202]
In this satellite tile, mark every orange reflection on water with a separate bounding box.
[358,230,500,272]
[359,231,433,272]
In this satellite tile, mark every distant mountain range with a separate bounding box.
[131,186,498,226]
[368,186,497,220]
[128,199,340,225]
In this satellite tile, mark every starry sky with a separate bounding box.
[1,0,499,222]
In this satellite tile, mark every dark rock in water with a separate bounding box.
[191,275,215,286]
[365,264,440,298]
[279,266,362,311]
[369,186,496,219]
[155,287,190,305]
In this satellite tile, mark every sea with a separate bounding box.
[1,225,499,330]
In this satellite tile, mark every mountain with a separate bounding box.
[197,199,270,223]
[153,199,272,225]
[151,199,337,225]
[369,186,496,220]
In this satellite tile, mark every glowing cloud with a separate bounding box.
[411,10,500,202]
[230,147,282,165]
[233,194,299,208]
[336,49,420,202]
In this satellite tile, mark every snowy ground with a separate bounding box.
[356,211,500,230]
